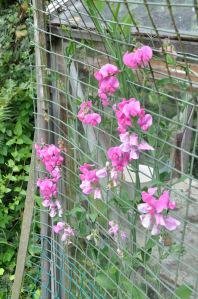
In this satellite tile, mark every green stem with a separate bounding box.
[131,160,141,254]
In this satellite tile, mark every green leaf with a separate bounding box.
[173,285,192,299]
[14,122,22,136]
[33,289,41,299]
[166,54,176,66]
[92,0,105,12]
[96,272,116,291]
[87,212,98,223]
[9,274,15,281]
[0,268,4,276]
[122,280,145,299]
[16,138,24,144]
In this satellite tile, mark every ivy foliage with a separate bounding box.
[0,1,34,294]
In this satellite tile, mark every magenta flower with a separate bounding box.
[95,64,120,106]
[97,91,109,107]
[138,188,180,235]
[77,101,101,126]
[79,163,106,199]
[119,132,154,160]
[123,45,153,70]
[113,98,152,133]
[94,64,119,81]
[37,178,58,203]
[137,110,153,132]
[107,146,130,171]
[35,144,63,180]
[99,76,119,96]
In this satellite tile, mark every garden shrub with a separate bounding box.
[0,2,34,295]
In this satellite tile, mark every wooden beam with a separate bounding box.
[11,146,35,299]
[32,0,51,298]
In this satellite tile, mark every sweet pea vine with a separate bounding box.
[78,45,180,241]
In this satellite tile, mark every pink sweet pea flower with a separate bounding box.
[77,101,101,126]
[94,64,119,81]
[138,189,180,235]
[123,45,153,70]
[37,178,58,201]
[121,98,141,118]
[96,167,107,178]
[49,200,63,218]
[113,98,151,133]
[107,146,130,171]
[79,163,104,199]
[83,113,101,126]
[53,222,65,234]
[35,143,64,180]
[140,46,153,66]
[99,76,119,95]
[61,226,75,242]
[95,64,120,106]
[137,112,153,132]
[119,132,154,160]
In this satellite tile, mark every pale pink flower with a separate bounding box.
[138,189,180,235]
[94,188,102,199]
[119,132,154,160]
[96,167,107,178]
[61,226,75,242]
[49,200,63,218]
[110,168,119,186]
[53,222,65,234]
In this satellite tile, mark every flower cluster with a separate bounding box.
[36,143,74,243]
[94,63,120,106]
[78,44,180,238]
[137,188,180,235]
[35,144,63,214]
[53,221,75,243]
[79,163,107,199]
[35,144,64,181]
[123,45,153,70]
[113,98,152,133]
[77,101,101,126]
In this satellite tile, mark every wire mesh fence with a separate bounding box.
[21,0,198,298]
